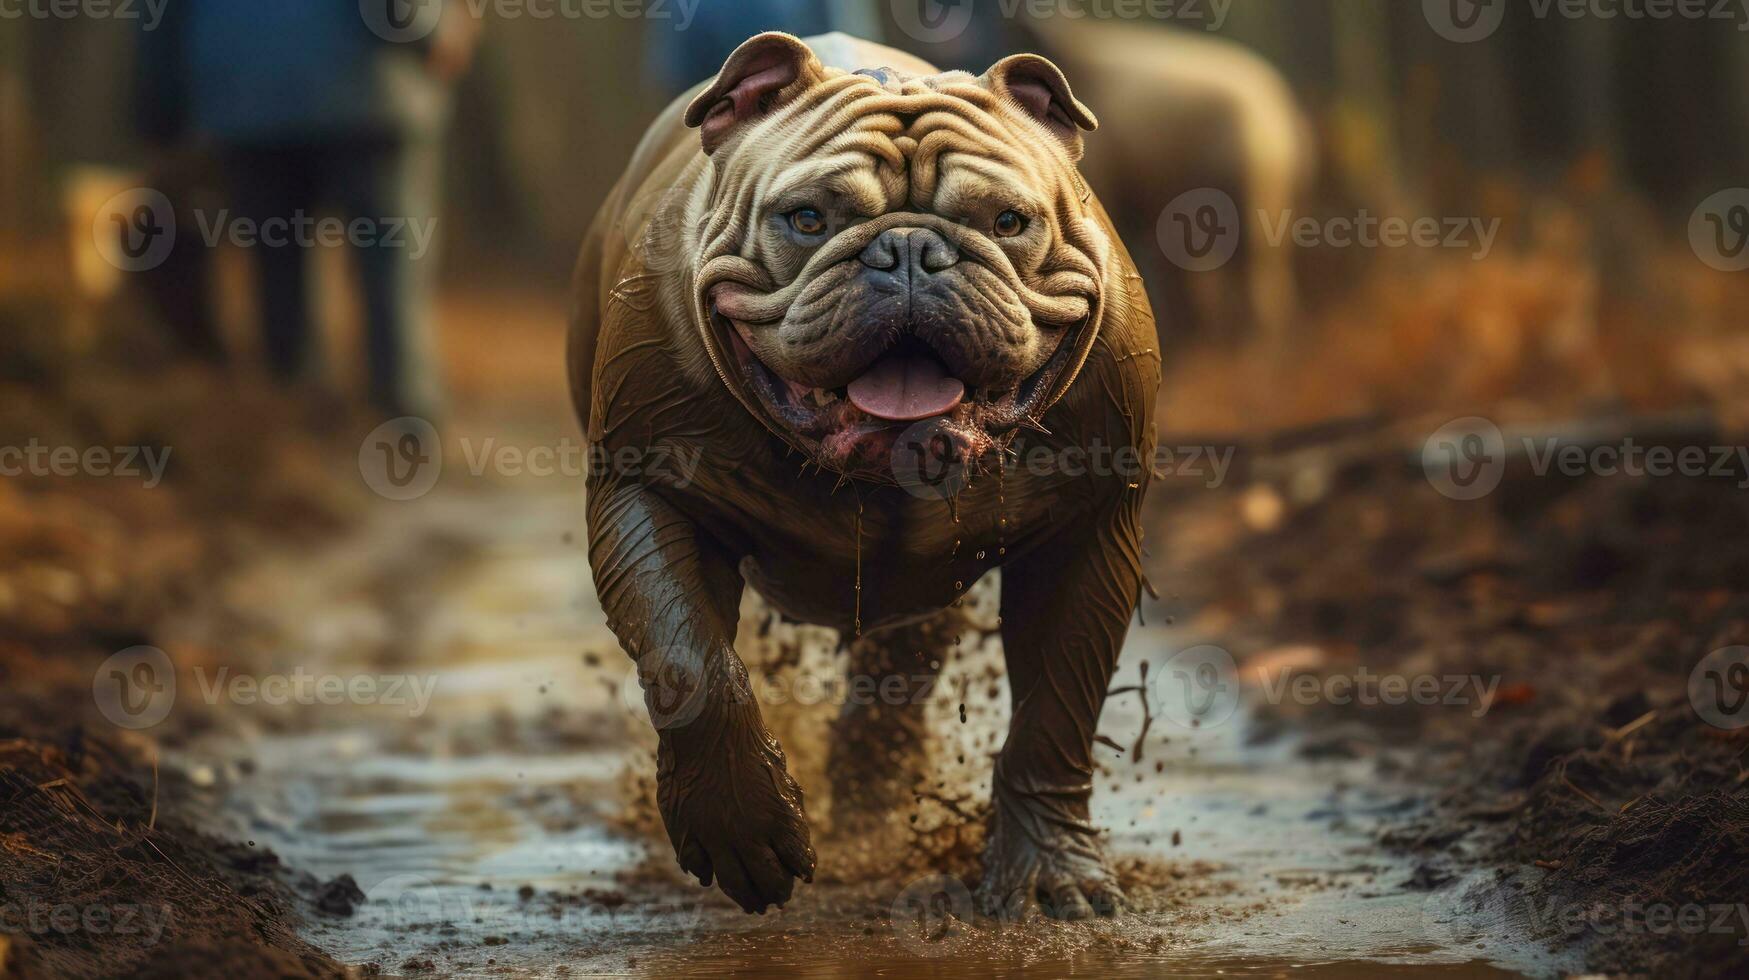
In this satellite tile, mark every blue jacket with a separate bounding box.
[139,1,450,145]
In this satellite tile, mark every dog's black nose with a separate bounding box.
[859,228,959,275]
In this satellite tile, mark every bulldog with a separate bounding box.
[569,31,1159,919]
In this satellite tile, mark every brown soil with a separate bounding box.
[0,301,363,978]
[1143,411,1749,977]
[0,733,346,979]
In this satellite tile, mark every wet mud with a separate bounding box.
[153,466,1530,978]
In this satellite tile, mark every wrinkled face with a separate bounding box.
[691,62,1110,478]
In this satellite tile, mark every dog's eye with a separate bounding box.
[788,208,828,236]
[993,210,1028,238]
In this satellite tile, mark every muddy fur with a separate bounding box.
[572,32,1158,917]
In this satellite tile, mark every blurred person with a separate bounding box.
[644,0,837,97]
[642,0,1023,95]
[136,1,479,420]
[133,3,225,364]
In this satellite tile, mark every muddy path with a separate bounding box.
[151,420,1549,978]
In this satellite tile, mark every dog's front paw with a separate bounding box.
[975,779,1126,920]
[658,723,816,913]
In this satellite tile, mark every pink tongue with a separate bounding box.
[847,351,966,421]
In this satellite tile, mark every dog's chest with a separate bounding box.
[728,486,1021,632]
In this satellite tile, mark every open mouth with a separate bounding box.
[710,304,1080,472]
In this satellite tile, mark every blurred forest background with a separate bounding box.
[2,0,1747,436]
[3,0,1749,437]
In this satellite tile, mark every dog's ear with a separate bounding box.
[685,32,827,155]
[983,54,1098,160]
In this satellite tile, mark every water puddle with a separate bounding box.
[161,483,1542,978]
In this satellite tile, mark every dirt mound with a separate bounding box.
[1143,412,1749,976]
[0,733,344,979]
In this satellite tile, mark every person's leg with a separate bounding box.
[225,145,317,381]
[330,137,445,420]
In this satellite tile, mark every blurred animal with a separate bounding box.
[570,32,1158,918]
[1031,18,1313,344]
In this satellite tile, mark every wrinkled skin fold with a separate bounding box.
[568,31,1160,918]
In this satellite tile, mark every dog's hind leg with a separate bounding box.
[825,607,963,837]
